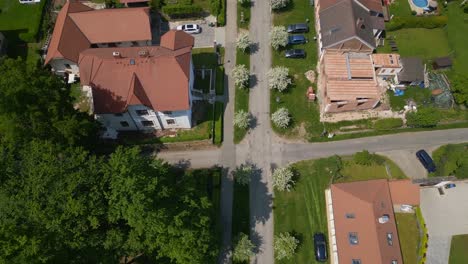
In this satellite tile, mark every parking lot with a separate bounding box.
[167,19,216,48]
[420,182,468,264]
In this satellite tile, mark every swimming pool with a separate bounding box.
[412,0,428,8]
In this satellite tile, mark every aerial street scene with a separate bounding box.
[0,0,468,263]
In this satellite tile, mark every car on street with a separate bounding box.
[416,150,436,173]
[288,35,307,45]
[287,23,309,33]
[314,233,328,262]
[445,183,456,189]
[285,49,306,58]
[176,24,201,34]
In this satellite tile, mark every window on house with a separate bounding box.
[120,121,129,127]
[136,109,148,116]
[114,113,123,117]
[391,260,398,264]
[352,259,361,264]
[166,119,176,125]
[65,64,71,69]
[163,111,173,115]
[357,101,366,106]
[390,69,395,74]
[387,233,393,246]
[132,41,139,46]
[349,232,359,245]
[346,213,355,219]
[141,121,153,127]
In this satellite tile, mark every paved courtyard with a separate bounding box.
[420,182,468,264]
[168,19,216,48]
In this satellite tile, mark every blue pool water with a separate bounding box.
[412,0,428,8]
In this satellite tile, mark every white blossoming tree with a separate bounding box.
[233,163,255,185]
[234,110,252,130]
[267,66,291,92]
[272,166,295,192]
[236,32,252,52]
[238,0,250,5]
[231,64,250,89]
[274,232,299,260]
[271,107,291,129]
[233,233,255,262]
[269,26,288,50]
[271,0,290,10]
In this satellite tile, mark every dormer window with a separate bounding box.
[349,232,359,245]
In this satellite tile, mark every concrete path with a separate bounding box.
[246,0,274,263]
[377,150,427,179]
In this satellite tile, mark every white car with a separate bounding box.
[176,24,201,34]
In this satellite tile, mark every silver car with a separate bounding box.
[176,24,201,34]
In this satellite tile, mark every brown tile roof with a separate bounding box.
[78,31,194,114]
[330,179,403,264]
[45,1,151,65]
[372,53,401,68]
[388,179,420,205]
[160,30,195,51]
[324,52,380,100]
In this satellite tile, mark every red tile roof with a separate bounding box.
[78,31,194,114]
[45,1,151,65]
[330,179,403,264]
[388,179,420,205]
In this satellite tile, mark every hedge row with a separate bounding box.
[373,118,404,130]
[162,4,203,18]
[217,0,226,26]
[416,207,429,264]
[386,15,448,31]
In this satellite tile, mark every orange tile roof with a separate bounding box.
[388,179,420,205]
[331,179,403,264]
[45,1,151,65]
[372,53,401,68]
[78,31,194,114]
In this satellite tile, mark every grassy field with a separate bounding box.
[431,143,468,178]
[272,0,322,139]
[274,155,408,263]
[446,2,468,78]
[387,86,433,111]
[449,234,468,264]
[234,50,250,144]
[378,28,451,61]
[337,156,407,183]
[389,0,413,17]
[395,213,420,264]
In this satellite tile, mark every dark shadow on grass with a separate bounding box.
[2,29,29,60]
[250,230,264,254]
[249,74,258,89]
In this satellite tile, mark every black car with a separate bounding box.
[288,35,308,45]
[287,23,309,33]
[285,49,306,58]
[416,150,436,173]
[314,233,328,262]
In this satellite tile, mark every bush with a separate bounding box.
[464,5,468,14]
[269,26,288,50]
[386,15,448,31]
[231,64,250,89]
[272,167,295,192]
[19,33,36,43]
[238,0,250,5]
[217,0,226,26]
[236,32,252,52]
[274,232,299,260]
[234,110,251,129]
[406,107,441,128]
[432,143,468,178]
[271,107,291,128]
[233,163,255,185]
[210,0,221,15]
[233,233,255,262]
[149,0,162,10]
[373,118,404,130]
[271,0,290,10]
[267,66,291,92]
[162,4,203,19]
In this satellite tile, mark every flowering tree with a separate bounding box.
[274,232,299,260]
[238,0,251,6]
[271,107,291,129]
[233,163,255,185]
[272,166,295,192]
[271,0,290,10]
[267,66,291,92]
[231,64,250,89]
[269,26,288,50]
[233,233,255,262]
[236,32,252,52]
[234,110,251,130]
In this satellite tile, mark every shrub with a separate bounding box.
[406,107,441,127]
[267,66,291,92]
[269,26,288,50]
[386,15,448,31]
[271,107,290,128]
[234,110,251,129]
[210,0,221,15]
[274,232,299,260]
[217,0,226,26]
[272,167,295,192]
[162,5,203,19]
[231,64,250,89]
[464,5,468,14]
[270,0,290,10]
[149,0,162,10]
[233,163,255,185]
[373,118,404,130]
[236,32,252,52]
[233,233,255,262]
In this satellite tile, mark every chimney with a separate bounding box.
[138,50,149,57]
[112,51,121,58]
[356,18,365,30]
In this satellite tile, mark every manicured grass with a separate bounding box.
[238,2,251,29]
[336,156,407,183]
[449,234,468,264]
[272,0,322,139]
[192,47,218,67]
[234,50,250,144]
[431,143,468,178]
[378,28,451,61]
[387,86,433,111]
[0,0,45,38]
[389,0,413,17]
[446,2,468,79]
[213,102,224,145]
[395,213,420,264]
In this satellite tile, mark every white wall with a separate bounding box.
[50,58,79,75]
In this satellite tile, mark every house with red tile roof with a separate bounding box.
[45,1,151,76]
[325,179,420,264]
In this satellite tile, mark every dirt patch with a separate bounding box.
[305,70,315,83]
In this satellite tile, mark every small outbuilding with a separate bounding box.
[397,57,425,86]
[433,56,453,70]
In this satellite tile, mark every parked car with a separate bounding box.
[416,150,436,173]
[314,233,328,262]
[288,35,307,45]
[285,49,306,58]
[287,23,309,33]
[445,183,456,189]
[176,24,201,34]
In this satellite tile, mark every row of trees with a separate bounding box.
[0,58,219,263]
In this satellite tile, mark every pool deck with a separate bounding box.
[408,0,428,15]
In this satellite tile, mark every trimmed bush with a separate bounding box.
[162,5,203,19]
[373,118,404,130]
[217,0,226,26]
[210,0,221,15]
[386,16,448,31]
[406,108,441,128]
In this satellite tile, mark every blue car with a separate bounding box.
[416,150,436,173]
[288,35,307,45]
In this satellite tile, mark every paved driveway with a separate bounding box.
[169,20,215,48]
[378,150,428,179]
[420,182,468,264]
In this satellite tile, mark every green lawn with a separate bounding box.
[446,2,468,78]
[389,0,413,17]
[378,28,451,61]
[336,156,407,183]
[234,50,250,144]
[449,234,468,264]
[238,2,251,29]
[275,155,408,263]
[272,0,322,139]
[395,213,420,264]
[387,86,433,111]
[431,143,468,178]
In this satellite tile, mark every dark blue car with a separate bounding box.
[416,150,436,173]
[288,35,307,45]
[314,233,328,262]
